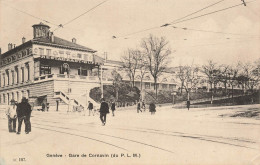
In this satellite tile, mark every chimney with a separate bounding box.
[0,48,1,55]
[49,32,54,42]
[22,37,26,44]
[8,43,13,51]
[72,38,76,43]
[13,44,16,48]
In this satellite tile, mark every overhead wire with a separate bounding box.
[53,0,108,32]
[169,0,258,25]
[1,1,60,27]
[171,26,260,37]
[114,0,258,39]
[169,0,225,24]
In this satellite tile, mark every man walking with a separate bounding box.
[16,97,32,134]
[111,100,116,116]
[187,100,190,110]
[88,101,94,116]
[99,98,109,126]
[137,101,142,113]
[6,99,17,133]
[142,100,146,112]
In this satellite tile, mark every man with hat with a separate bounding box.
[99,98,109,126]
[5,99,17,133]
[16,97,32,134]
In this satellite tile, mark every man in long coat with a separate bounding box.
[99,98,109,126]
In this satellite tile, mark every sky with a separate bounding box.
[0,0,259,67]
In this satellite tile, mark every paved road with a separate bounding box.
[0,104,260,165]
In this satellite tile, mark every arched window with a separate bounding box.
[136,75,141,80]
[162,78,168,82]
[145,76,151,80]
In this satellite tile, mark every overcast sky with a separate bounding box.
[0,0,259,66]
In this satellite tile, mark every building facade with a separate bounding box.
[0,23,103,110]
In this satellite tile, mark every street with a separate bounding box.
[0,104,260,165]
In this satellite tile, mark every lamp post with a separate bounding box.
[171,89,177,105]
[63,63,70,113]
[100,65,104,99]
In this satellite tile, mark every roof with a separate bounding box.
[1,35,96,58]
[105,59,123,66]
[32,36,96,52]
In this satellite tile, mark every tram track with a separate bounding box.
[32,116,258,151]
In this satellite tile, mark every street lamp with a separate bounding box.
[171,89,177,105]
[63,63,70,113]
[100,65,104,99]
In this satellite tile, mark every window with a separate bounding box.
[60,65,69,75]
[84,54,88,61]
[40,65,51,75]
[15,67,19,83]
[169,84,176,89]
[145,83,150,89]
[21,67,24,82]
[3,73,5,86]
[7,93,9,105]
[162,84,168,89]
[12,71,14,84]
[46,49,51,56]
[78,68,88,76]
[25,63,30,81]
[3,94,5,103]
[26,49,30,55]
[39,48,44,55]
[6,71,10,85]
[17,92,19,102]
[77,54,82,59]
[27,90,30,98]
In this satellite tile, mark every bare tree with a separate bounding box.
[182,65,200,100]
[219,64,230,94]
[227,64,239,102]
[239,61,260,93]
[137,51,148,98]
[202,60,219,104]
[141,34,171,98]
[121,49,140,87]
[111,69,123,101]
[177,65,186,94]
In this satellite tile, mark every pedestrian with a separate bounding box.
[142,100,146,112]
[187,100,190,110]
[25,98,32,133]
[46,103,49,112]
[42,102,45,112]
[5,99,17,133]
[137,101,142,113]
[16,97,32,134]
[149,102,156,115]
[88,101,94,116]
[111,100,116,116]
[99,98,109,126]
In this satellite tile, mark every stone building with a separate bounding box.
[0,23,103,111]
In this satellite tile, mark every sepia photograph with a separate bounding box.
[0,0,260,164]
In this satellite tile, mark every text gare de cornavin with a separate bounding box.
[46,153,141,158]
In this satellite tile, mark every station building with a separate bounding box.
[0,23,104,110]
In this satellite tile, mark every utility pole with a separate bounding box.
[63,63,70,113]
[241,0,246,6]
[100,65,104,99]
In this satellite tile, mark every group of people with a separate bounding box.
[137,100,156,115]
[87,99,116,126]
[5,97,32,134]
